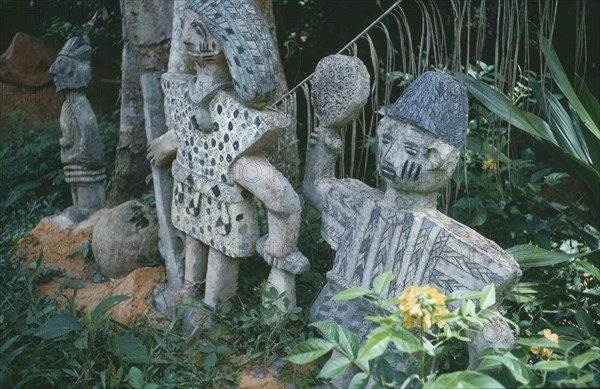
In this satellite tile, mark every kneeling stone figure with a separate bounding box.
[304,58,522,382]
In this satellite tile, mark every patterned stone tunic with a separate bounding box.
[310,178,521,339]
[162,72,288,257]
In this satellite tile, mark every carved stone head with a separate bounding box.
[377,72,468,193]
[185,0,279,105]
[182,8,222,63]
[49,36,92,92]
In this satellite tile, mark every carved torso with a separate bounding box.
[59,93,105,184]
[162,72,288,257]
[311,179,521,339]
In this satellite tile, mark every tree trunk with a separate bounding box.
[109,0,173,205]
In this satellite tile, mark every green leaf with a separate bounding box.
[317,355,352,379]
[574,259,600,280]
[348,372,369,389]
[203,353,217,372]
[332,287,373,301]
[446,289,481,302]
[110,334,148,363]
[34,314,82,340]
[285,338,336,364]
[481,355,532,385]
[425,371,504,388]
[506,245,597,268]
[479,284,496,310]
[338,327,360,358]
[575,310,595,336]
[532,360,570,370]
[539,34,600,140]
[358,328,390,361]
[372,272,393,295]
[390,327,421,354]
[91,295,130,320]
[516,338,559,349]
[572,351,600,369]
[310,320,340,343]
[125,366,144,389]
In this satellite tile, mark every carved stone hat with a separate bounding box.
[388,71,468,148]
[185,0,279,105]
[57,36,92,63]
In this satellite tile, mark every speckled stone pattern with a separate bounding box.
[311,54,370,128]
[311,178,521,339]
[162,73,289,257]
[185,0,279,104]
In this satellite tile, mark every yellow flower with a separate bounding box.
[530,329,558,359]
[543,329,559,345]
[398,285,448,330]
[482,158,497,172]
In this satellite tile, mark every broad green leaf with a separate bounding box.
[285,338,336,364]
[539,34,600,140]
[338,327,360,358]
[332,287,373,301]
[372,272,393,295]
[348,372,369,389]
[533,360,570,370]
[479,284,496,310]
[358,328,391,361]
[317,355,352,379]
[126,366,144,389]
[481,355,532,385]
[310,320,340,343]
[424,371,504,389]
[110,334,148,363]
[203,353,217,372]
[34,314,82,340]
[575,310,595,336]
[516,338,560,349]
[91,295,130,320]
[446,289,481,302]
[506,245,597,268]
[390,327,421,354]
[572,351,600,369]
[461,300,476,317]
[576,75,600,129]
[574,259,600,280]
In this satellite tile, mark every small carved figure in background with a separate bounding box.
[50,36,105,222]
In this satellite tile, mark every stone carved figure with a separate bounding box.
[49,36,105,222]
[304,68,522,373]
[148,0,307,314]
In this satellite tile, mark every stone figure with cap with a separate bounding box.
[147,0,308,316]
[304,67,522,379]
[49,36,105,222]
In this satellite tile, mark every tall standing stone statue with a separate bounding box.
[49,36,105,222]
[304,66,522,375]
[148,0,308,315]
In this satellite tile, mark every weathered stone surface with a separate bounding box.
[141,72,185,291]
[50,36,106,222]
[92,201,160,279]
[304,67,521,383]
[0,32,58,87]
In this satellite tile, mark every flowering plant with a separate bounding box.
[286,272,507,388]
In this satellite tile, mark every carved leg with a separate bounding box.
[266,267,296,313]
[183,235,208,296]
[468,312,515,369]
[204,248,239,313]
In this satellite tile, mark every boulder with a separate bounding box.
[92,201,160,279]
[0,32,58,87]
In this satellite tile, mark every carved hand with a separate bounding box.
[147,130,178,168]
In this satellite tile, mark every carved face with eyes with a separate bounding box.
[377,117,460,193]
[182,9,223,63]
